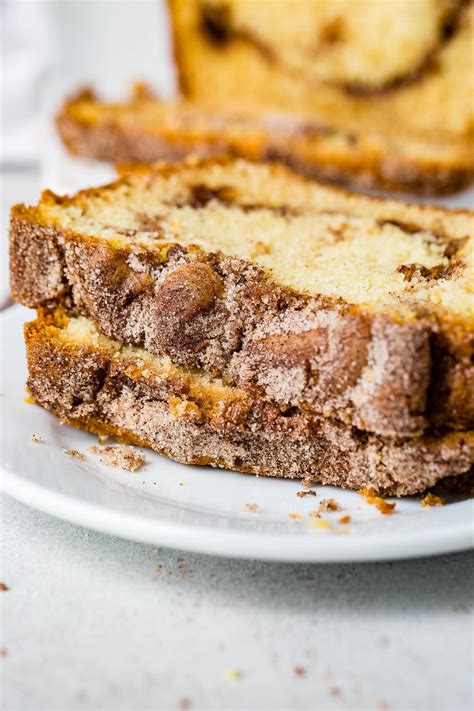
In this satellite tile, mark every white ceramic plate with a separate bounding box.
[1,305,473,562]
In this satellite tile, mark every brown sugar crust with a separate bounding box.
[24,310,474,496]
[56,87,474,196]
[9,159,474,437]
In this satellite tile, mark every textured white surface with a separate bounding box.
[1,493,473,711]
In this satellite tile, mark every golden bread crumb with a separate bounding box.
[421,493,445,507]
[318,498,342,512]
[293,666,306,677]
[358,488,397,514]
[243,503,261,513]
[308,517,331,530]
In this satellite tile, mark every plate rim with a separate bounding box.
[2,466,473,563]
[2,305,473,563]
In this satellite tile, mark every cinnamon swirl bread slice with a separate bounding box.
[169,0,474,143]
[25,309,474,495]
[10,158,474,437]
[57,86,473,195]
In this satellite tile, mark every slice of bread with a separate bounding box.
[168,0,474,193]
[57,87,474,195]
[25,309,474,495]
[10,158,474,437]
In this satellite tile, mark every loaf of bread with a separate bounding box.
[10,158,474,439]
[25,308,474,495]
[170,0,474,137]
[167,0,474,193]
[56,86,474,195]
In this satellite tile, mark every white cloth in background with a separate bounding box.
[1,1,54,164]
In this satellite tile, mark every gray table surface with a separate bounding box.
[1,170,473,711]
[2,493,473,711]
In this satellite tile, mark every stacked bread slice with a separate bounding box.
[57,86,474,196]
[10,158,474,494]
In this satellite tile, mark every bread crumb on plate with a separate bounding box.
[308,517,331,531]
[89,444,145,471]
[421,493,445,507]
[243,503,260,513]
[318,498,342,512]
[358,488,396,515]
[63,448,86,461]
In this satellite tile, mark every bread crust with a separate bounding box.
[24,311,474,496]
[10,190,473,436]
[56,89,474,196]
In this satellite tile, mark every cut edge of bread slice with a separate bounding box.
[9,157,474,437]
[56,86,474,196]
[24,308,474,495]
[167,0,474,165]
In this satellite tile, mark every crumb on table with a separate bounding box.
[225,668,241,681]
[89,444,146,472]
[31,434,42,443]
[296,490,317,498]
[288,513,303,520]
[338,515,351,524]
[0,583,9,592]
[293,665,306,677]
